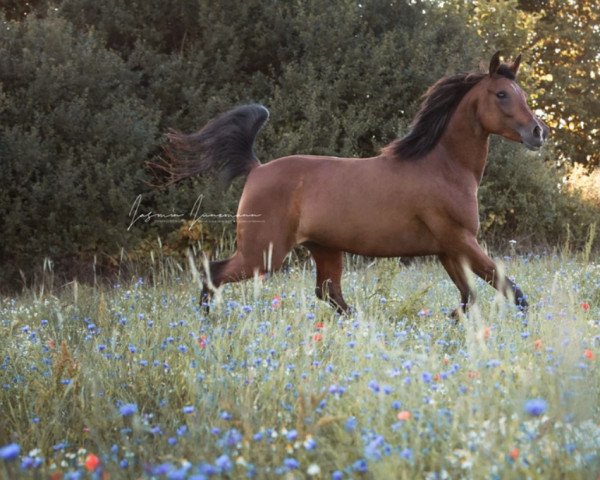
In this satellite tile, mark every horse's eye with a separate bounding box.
[496,91,507,99]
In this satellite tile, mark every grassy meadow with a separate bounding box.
[1,250,599,479]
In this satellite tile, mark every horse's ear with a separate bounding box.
[489,51,501,77]
[510,54,522,76]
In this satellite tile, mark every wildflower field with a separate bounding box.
[1,252,599,479]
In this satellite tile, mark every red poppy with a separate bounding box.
[482,326,491,341]
[85,453,101,472]
[584,349,595,360]
[397,410,411,421]
[509,447,519,460]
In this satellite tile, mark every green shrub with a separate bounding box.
[479,140,599,249]
[0,13,160,288]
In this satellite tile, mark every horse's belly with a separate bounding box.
[298,216,440,257]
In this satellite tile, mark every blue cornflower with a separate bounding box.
[20,456,35,469]
[329,384,340,394]
[120,459,129,469]
[332,471,344,480]
[151,463,173,475]
[220,428,243,448]
[487,359,501,368]
[421,372,433,383]
[286,429,298,441]
[352,459,368,473]
[283,458,300,470]
[182,405,195,414]
[524,398,548,416]
[119,403,138,417]
[304,437,317,450]
[368,380,380,393]
[220,411,232,420]
[215,454,233,473]
[400,448,413,460]
[345,416,357,432]
[0,443,20,461]
[364,436,384,460]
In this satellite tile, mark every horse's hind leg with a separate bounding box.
[200,259,229,310]
[306,243,349,314]
[201,242,292,312]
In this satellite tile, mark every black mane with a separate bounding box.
[384,65,515,160]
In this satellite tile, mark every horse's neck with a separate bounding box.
[438,95,489,184]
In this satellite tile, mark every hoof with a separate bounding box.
[334,304,353,316]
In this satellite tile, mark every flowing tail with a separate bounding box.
[152,104,269,187]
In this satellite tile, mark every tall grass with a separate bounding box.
[1,252,599,478]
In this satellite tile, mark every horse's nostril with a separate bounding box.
[533,125,542,139]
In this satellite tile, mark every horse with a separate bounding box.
[156,51,549,317]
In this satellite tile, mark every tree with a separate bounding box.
[466,0,600,166]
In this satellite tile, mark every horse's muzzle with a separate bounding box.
[521,118,550,151]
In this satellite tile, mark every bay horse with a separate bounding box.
[158,52,549,317]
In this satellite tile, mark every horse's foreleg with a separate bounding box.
[459,238,528,310]
[438,253,472,318]
[306,243,349,314]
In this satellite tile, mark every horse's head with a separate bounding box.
[476,51,549,150]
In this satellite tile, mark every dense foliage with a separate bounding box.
[0,0,597,290]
